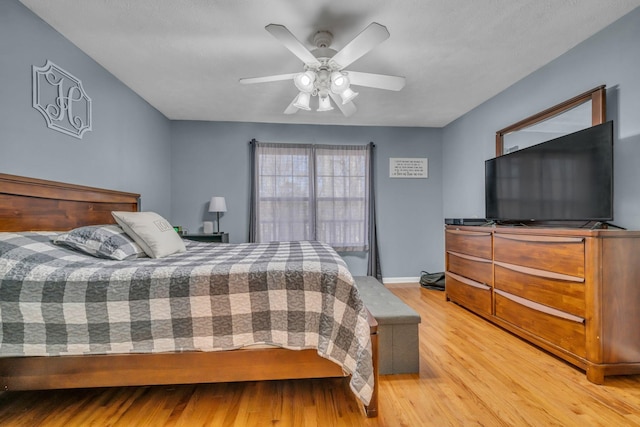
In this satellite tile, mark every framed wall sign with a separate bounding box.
[389,158,428,178]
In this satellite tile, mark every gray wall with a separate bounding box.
[0,0,172,215]
[442,6,640,230]
[170,121,443,278]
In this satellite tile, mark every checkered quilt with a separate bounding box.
[0,232,373,404]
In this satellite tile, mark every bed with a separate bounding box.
[0,173,378,417]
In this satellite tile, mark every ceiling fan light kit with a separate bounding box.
[240,22,406,117]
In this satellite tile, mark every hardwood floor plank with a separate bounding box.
[1,286,639,426]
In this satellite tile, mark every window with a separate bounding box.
[256,144,314,242]
[252,143,370,251]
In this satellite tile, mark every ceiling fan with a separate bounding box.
[239,22,406,117]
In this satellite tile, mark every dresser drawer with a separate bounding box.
[494,262,585,318]
[446,272,492,316]
[495,290,585,358]
[447,251,493,286]
[494,233,585,278]
[445,228,492,259]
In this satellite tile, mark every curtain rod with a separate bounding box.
[249,139,375,148]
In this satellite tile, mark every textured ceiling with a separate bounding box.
[20,0,640,127]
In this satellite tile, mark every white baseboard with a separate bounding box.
[382,276,420,285]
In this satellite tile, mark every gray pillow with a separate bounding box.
[53,224,146,260]
[111,211,186,258]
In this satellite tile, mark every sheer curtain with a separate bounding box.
[315,145,369,251]
[250,141,381,276]
[251,142,314,243]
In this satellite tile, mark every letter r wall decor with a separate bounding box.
[32,60,92,139]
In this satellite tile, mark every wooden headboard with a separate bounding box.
[0,173,140,231]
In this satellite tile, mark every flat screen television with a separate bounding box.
[485,120,613,222]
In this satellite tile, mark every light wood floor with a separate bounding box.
[1,286,640,426]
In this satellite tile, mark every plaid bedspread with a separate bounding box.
[0,232,374,404]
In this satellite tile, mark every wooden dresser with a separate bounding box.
[445,225,640,383]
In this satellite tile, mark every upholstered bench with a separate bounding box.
[354,276,421,375]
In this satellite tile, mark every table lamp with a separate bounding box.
[208,196,227,234]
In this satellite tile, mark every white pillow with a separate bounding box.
[111,211,186,258]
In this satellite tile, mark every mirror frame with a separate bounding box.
[495,85,606,156]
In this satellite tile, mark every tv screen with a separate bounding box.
[485,121,613,222]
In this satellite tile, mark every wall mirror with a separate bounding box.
[495,85,606,156]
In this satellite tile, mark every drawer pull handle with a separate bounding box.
[495,289,585,324]
[446,272,491,290]
[495,234,584,244]
[494,261,584,283]
[447,251,492,264]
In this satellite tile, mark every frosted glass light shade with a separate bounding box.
[317,96,333,112]
[209,196,227,212]
[294,71,316,92]
[293,92,311,110]
[339,87,359,104]
[330,72,349,93]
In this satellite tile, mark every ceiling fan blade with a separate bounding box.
[284,97,299,114]
[330,22,390,69]
[347,71,406,91]
[329,92,357,117]
[239,73,297,85]
[265,24,321,67]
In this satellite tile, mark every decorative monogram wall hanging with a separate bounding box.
[32,60,92,139]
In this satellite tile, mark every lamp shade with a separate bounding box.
[208,196,227,212]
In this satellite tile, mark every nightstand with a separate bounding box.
[182,233,229,243]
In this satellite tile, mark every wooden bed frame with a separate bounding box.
[0,173,378,417]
